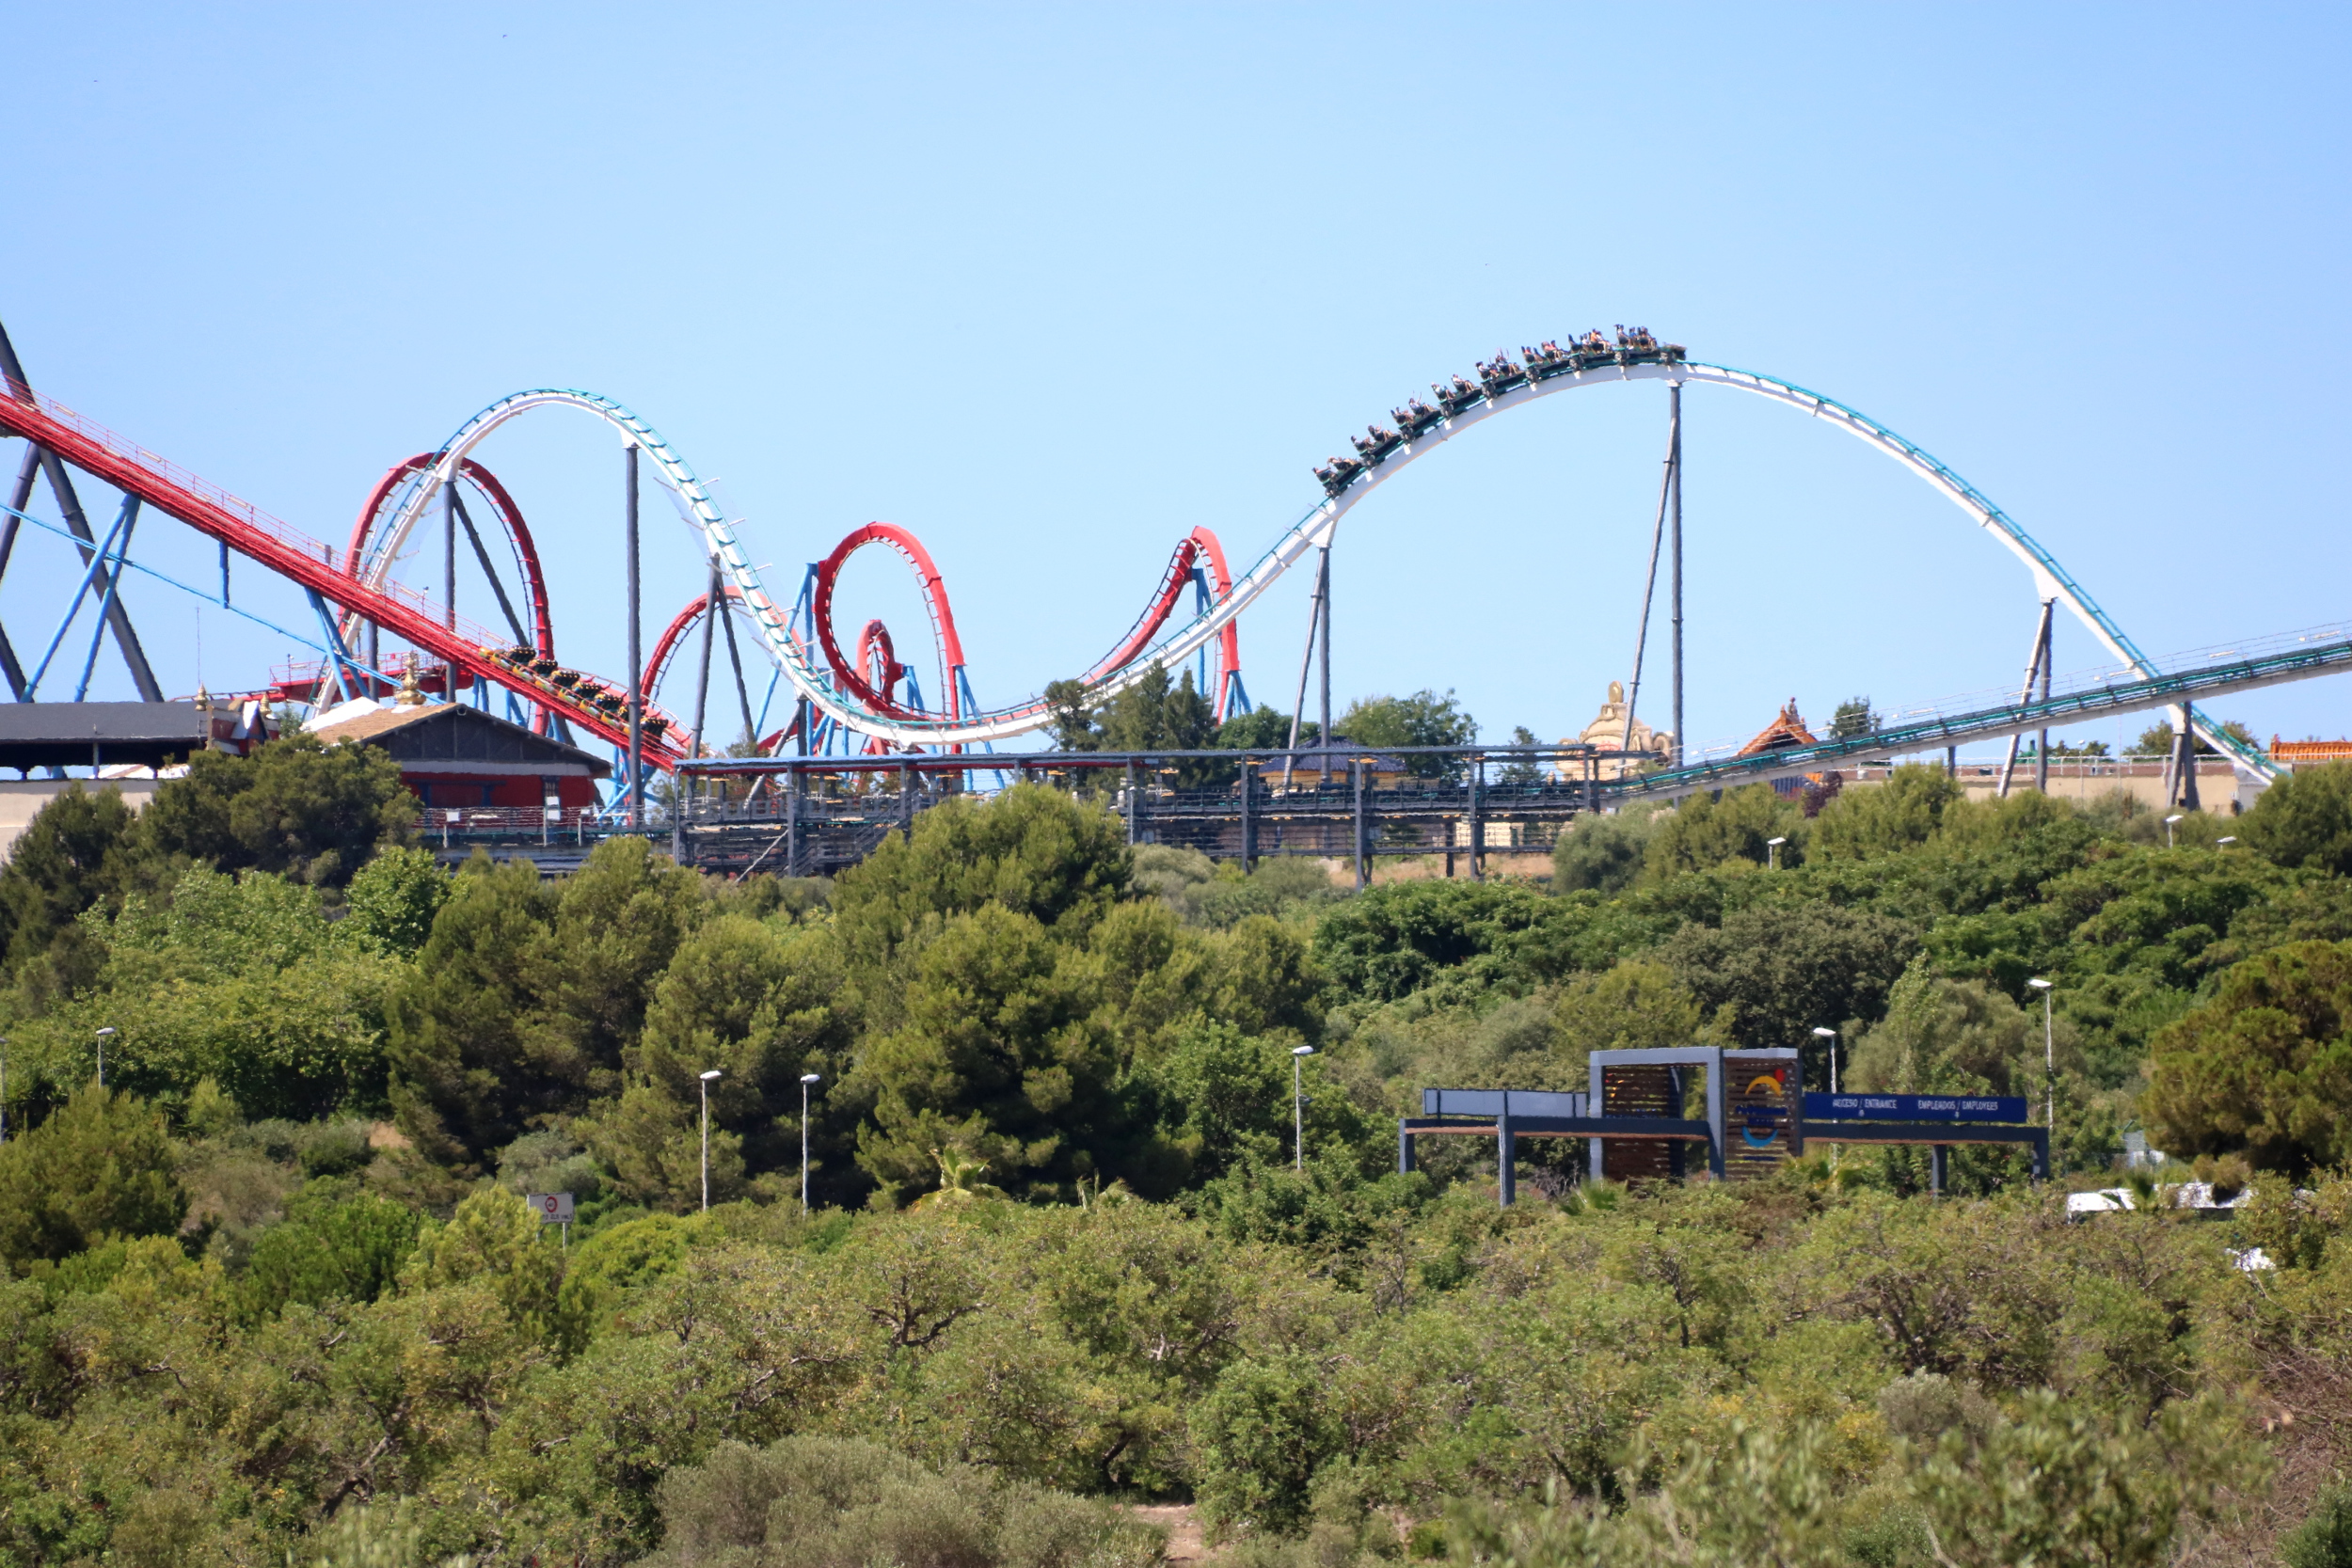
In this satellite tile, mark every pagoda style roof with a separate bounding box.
[1736,700,1819,757]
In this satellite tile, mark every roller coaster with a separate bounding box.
[0,316,2324,811]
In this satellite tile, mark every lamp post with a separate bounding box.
[1,1036,8,1144]
[2217,835,2237,850]
[2027,978,2055,1132]
[1766,834,1788,871]
[1810,1025,1839,1094]
[94,1026,115,1088]
[698,1069,723,1212]
[2163,813,2184,849]
[1290,1045,1315,1170]
[799,1072,822,1213]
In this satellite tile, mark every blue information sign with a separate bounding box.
[1804,1092,2028,1124]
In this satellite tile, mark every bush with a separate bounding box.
[0,1085,183,1268]
[2284,1483,2352,1568]
[238,1188,423,1319]
[641,1433,1162,1568]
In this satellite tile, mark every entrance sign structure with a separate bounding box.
[1400,1049,2046,1203]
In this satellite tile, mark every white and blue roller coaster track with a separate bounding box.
[360,356,2273,775]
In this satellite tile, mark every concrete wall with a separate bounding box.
[0,778,167,863]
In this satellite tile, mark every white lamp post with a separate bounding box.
[2217,835,2237,849]
[1767,835,1788,871]
[1290,1045,1315,1170]
[2026,978,2055,1131]
[1,1036,8,1144]
[799,1072,822,1213]
[698,1069,723,1212]
[94,1026,115,1088]
[2163,813,2185,849]
[1810,1026,1839,1094]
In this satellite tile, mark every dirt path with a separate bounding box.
[1126,1503,1207,1561]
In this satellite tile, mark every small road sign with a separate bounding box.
[529,1192,575,1224]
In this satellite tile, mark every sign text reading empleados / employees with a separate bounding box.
[1803,1093,2027,1123]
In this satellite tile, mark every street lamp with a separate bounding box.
[0,1036,9,1144]
[2026,978,2055,1131]
[1767,835,1788,871]
[94,1026,115,1088]
[1290,1046,1316,1170]
[799,1072,822,1213]
[2217,835,2237,849]
[2163,813,2185,849]
[1810,1026,1839,1094]
[698,1069,723,1212]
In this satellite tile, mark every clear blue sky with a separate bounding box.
[7,3,2349,758]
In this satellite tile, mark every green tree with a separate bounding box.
[388,838,699,1170]
[135,733,417,886]
[851,904,1135,1202]
[28,865,405,1119]
[385,854,560,1168]
[401,1186,566,1342]
[1215,705,1306,752]
[1189,1351,1340,1535]
[238,1187,423,1320]
[1552,810,1653,895]
[342,845,450,955]
[1499,725,1544,786]
[1829,695,1880,739]
[1810,763,1963,861]
[607,913,857,1202]
[1042,677,1102,752]
[2243,761,2352,876]
[1663,902,1917,1063]
[0,1085,184,1268]
[1337,689,1475,779]
[1645,784,1806,879]
[0,784,139,975]
[2142,938,2352,1173]
[830,784,1131,993]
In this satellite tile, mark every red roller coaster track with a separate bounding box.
[0,380,690,766]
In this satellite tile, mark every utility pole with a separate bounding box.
[800,1072,822,1212]
[1291,1045,1315,1169]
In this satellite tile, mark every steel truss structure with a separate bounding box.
[647,627,2352,881]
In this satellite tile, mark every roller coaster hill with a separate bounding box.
[2,313,2348,877]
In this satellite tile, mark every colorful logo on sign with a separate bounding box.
[1737,1066,1791,1150]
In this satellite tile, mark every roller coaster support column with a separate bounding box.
[625,442,644,831]
[1997,599,2056,800]
[1241,758,1257,870]
[1467,754,1484,882]
[1318,547,1332,785]
[2165,705,2202,812]
[1124,759,1138,845]
[0,319,162,702]
[691,556,720,805]
[1281,550,1328,791]
[1623,403,1677,759]
[786,764,802,878]
[1669,382,1684,767]
[1352,758,1367,892]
